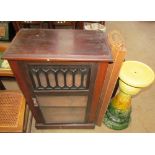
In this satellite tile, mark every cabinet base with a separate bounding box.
[35,122,95,129]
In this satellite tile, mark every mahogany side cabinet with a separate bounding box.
[3,29,113,129]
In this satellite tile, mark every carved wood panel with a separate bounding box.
[28,64,91,91]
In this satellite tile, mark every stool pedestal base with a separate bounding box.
[104,91,132,130]
[104,111,131,130]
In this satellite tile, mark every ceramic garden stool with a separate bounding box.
[104,61,155,130]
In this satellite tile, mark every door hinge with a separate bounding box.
[32,97,38,107]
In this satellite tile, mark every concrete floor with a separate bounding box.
[3,21,155,132]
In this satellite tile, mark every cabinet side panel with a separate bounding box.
[88,62,108,122]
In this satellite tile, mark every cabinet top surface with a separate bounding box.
[3,29,112,62]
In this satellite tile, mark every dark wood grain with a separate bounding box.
[35,122,95,129]
[3,29,112,62]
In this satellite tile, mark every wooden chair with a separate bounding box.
[96,30,126,126]
[0,44,32,132]
[12,21,45,33]
[48,21,76,29]
[0,90,26,132]
[0,42,14,89]
[13,21,75,32]
[39,21,105,29]
[12,21,105,31]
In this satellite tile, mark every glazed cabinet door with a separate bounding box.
[26,62,97,125]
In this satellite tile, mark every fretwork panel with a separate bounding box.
[29,65,91,90]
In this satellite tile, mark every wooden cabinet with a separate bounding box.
[3,29,112,129]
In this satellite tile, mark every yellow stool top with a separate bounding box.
[119,61,155,88]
